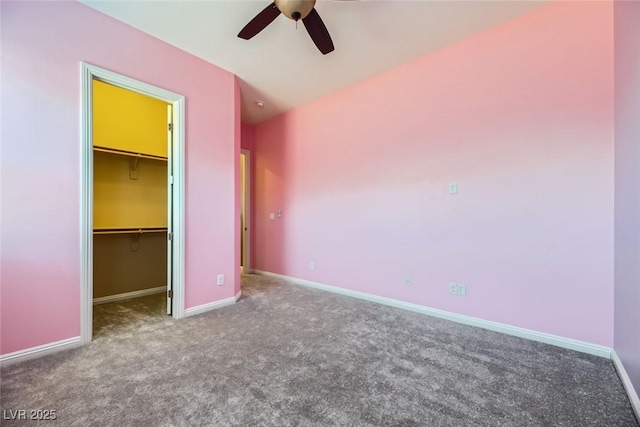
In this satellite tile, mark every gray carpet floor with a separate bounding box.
[1,274,637,426]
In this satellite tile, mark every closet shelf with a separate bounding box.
[93,227,167,235]
[93,146,168,161]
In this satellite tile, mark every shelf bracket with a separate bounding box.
[129,156,140,180]
[130,229,142,251]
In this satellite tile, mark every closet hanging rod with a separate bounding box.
[93,227,168,235]
[93,146,168,161]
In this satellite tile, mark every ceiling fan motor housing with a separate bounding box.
[275,0,316,21]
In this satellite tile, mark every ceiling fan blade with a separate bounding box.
[238,2,281,40]
[302,8,335,55]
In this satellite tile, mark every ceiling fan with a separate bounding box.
[237,0,337,55]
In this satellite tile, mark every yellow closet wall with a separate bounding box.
[93,234,167,298]
[93,80,170,300]
[93,151,167,229]
[93,80,169,158]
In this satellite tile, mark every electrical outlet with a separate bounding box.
[457,283,466,296]
[449,182,458,195]
[269,213,275,221]
[449,282,458,295]
[309,261,315,271]
[217,274,224,286]
[404,276,412,286]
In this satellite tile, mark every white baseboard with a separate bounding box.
[253,270,612,359]
[0,336,82,367]
[184,290,242,318]
[612,350,640,422]
[1,289,242,365]
[93,286,166,305]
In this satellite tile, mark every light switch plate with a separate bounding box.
[457,283,466,296]
[449,282,458,295]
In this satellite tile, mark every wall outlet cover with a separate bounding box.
[217,274,224,286]
[449,182,458,195]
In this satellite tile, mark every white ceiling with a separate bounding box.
[80,0,547,124]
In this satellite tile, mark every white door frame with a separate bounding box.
[80,62,187,346]
[241,149,251,273]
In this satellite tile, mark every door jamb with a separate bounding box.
[241,149,251,273]
[80,62,187,346]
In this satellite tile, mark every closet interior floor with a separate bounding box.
[93,292,168,340]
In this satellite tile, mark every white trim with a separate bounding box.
[184,290,243,318]
[93,286,167,305]
[167,104,174,316]
[81,62,187,347]
[80,64,93,346]
[170,93,186,320]
[253,270,612,359]
[612,350,640,422]
[240,149,251,273]
[0,337,82,367]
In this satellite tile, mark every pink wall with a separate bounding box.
[241,123,255,152]
[0,1,240,355]
[614,0,640,393]
[253,2,615,346]
[232,81,242,297]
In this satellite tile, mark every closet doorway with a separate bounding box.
[240,150,251,273]
[80,63,186,345]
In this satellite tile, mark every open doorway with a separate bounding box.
[80,63,186,346]
[92,80,171,337]
[240,149,251,273]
